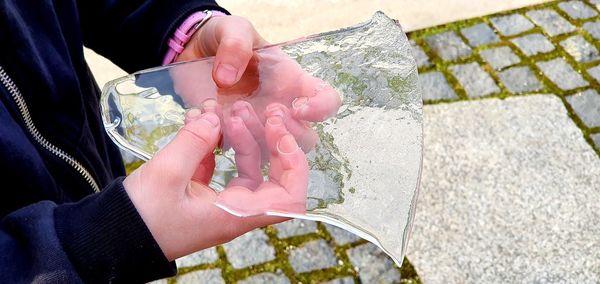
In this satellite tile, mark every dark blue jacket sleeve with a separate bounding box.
[77,0,229,72]
[0,178,175,283]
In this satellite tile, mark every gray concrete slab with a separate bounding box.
[407,95,600,283]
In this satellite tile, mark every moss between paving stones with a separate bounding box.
[165,223,421,283]
[126,1,600,282]
[410,0,600,157]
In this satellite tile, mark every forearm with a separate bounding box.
[0,178,175,283]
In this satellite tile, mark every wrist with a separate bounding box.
[163,10,226,65]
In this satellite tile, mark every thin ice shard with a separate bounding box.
[100,11,422,267]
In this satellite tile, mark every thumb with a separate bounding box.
[211,17,268,88]
[146,109,221,188]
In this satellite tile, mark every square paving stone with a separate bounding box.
[273,219,318,238]
[177,269,224,284]
[420,72,459,101]
[537,58,589,90]
[347,243,400,284]
[497,66,543,93]
[449,63,500,97]
[410,40,431,68]
[176,248,219,267]
[480,46,521,70]
[566,89,600,128]
[425,31,472,61]
[583,21,600,40]
[560,35,600,63]
[223,229,276,269]
[324,223,361,245]
[289,239,338,273]
[460,23,500,47]
[526,9,576,36]
[558,0,598,19]
[490,14,535,36]
[586,64,600,83]
[511,33,555,56]
[591,133,600,148]
[238,272,290,284]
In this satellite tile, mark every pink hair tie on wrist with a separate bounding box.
[162,10,226,65]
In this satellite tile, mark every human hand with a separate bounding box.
[176,15,268,88]
[216,105,310,215]
[122,109,308,261]
[169,48,341,159]
[170,14,341,151]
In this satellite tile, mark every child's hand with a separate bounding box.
[176,15,268,88]
[216,106,310,216]
[173,15,342,123]
[122,109,308,261]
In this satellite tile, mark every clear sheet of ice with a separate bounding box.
[101,11,422,267]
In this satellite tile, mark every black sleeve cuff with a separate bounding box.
[54,177,175,283]
[84,1,229,73]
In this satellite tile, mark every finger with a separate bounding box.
[148,110,221,188]
[264,114,288,155]
[200,99,223,117]
[212,17,267,88]
[191,152,215,185]
[264,103,318,153]
[215,185,296,217]
[200,99,225,147]
[225,116,263,189]
[292,77,342,122]
[231,100,267,162]
[270,134,309,199]
[264,114,290,182]
[215,186,268,216]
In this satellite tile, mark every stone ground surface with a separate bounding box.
[406,0,600,282]
[87,0,600,283]
[409,96,600,283]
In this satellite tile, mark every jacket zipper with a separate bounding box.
[0,65,100,193]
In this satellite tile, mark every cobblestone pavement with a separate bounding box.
[406,0,600,283]
[411,0,600,154]
[148,1,600,283]
[150,220,418,283]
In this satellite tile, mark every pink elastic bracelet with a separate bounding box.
[162,10,226,65]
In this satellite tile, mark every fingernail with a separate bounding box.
[234,106,250,121]
[268,109,284,118]
[227,116,243,133]
[201,113,220,127]
[216,64,238,86]
[202,99,217,112]
[277,134,298,154]
[229,116,243,126]
[267,116,283,126]
[266,103,281,111]
[186,108,202,120]
[293,97,308,109]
